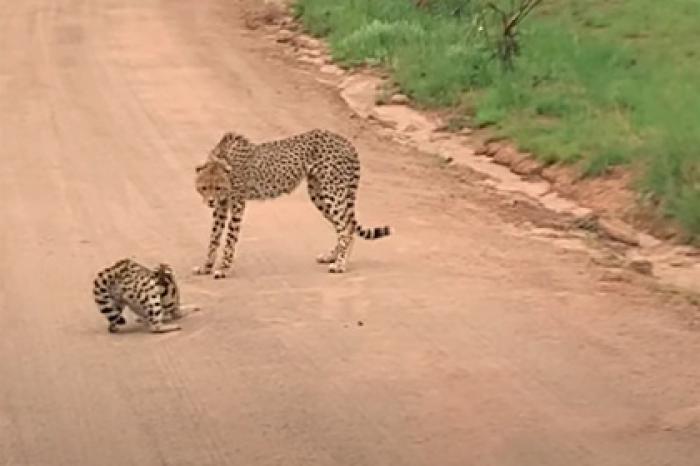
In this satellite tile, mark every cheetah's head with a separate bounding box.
[154,263,173,276]
[154,263,175,287]
[195,158,231,208]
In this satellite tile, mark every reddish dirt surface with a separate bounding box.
[1,1,700,465]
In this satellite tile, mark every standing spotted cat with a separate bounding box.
[93,258,187,334]
[194,129,391,278]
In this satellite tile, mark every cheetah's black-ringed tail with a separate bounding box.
[356,224,391,240]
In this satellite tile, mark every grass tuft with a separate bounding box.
[295,0,700,239]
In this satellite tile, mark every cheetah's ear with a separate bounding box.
[210,158,231,173]
[195,163,206,173]
[223,131,234,140]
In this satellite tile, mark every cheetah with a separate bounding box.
[193,129,391,278]
[93,258,194,334]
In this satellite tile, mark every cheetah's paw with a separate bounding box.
[163,312,182,322]
[150,323,182,334]
[316,252,338,264]
[108,316,127,333]
[328,262,347,274]
[192,265,213,276]
[213,269,229,280]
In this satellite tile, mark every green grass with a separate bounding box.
[294,0,700,240]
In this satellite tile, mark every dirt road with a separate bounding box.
[1,1,699,465]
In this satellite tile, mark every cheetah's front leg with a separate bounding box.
[193,201,228,276]
[145,298,181,334]
[165,304,201,321]
[213,200,245,280]
[135,304,200,324]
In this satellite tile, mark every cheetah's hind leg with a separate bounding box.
[307,177,344,265]
[96,297,126,333]
[328,227,355,274]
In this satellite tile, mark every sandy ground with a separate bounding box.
[1,1,699,465]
